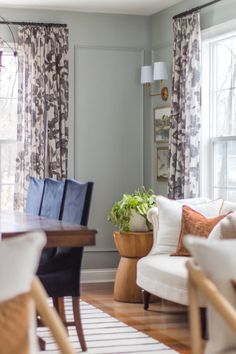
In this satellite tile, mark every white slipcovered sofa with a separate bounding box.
[136,196,236,308]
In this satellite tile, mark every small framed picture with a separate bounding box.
[154,106,171,143]
[157,147,169,180]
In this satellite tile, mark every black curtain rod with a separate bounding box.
[173,0,223,19]
[0,21,67,27]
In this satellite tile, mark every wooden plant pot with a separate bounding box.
[113,231,153,303]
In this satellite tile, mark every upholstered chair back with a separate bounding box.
[25,177,45,215]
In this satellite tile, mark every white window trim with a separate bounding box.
[202,18,236,42]
[200,39,211,198]
[201,19,236,199]
[0,48,18,209]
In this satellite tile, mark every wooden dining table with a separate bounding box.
[0,210,97,248]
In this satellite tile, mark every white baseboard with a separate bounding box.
[81,268,116,283]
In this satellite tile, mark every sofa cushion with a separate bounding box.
[185,237,236,354]
[137,254,191,306]
[177,197,210,205]
[209,211,236,240]
[208,220,222,240]
[208,212,236,240]
[220,201,236,215]
[220,212,236,238]
[172,205,226,256]
[150,196,223,255]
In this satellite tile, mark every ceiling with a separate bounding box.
[0,0,185,16]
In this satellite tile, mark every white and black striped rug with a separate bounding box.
[38,299,178,353]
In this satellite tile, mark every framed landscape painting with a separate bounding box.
[154,106,171,143]
[157,147,169,180]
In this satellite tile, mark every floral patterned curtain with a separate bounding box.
[168,12,201,199]
[14,25,69,210]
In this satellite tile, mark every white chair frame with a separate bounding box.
[187,260,236,354]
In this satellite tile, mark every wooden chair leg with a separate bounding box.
[142,290,151,310]
[72,297,87,352]
[31,277,75,354]
[53,297,60,312]
[200,308,208,340]
[53,297,67,322]
[53,297,68,334]
[38,336,46,350]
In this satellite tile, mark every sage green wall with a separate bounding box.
[0,7,151,269]
[3,0,234,270]
[150,0,236,196]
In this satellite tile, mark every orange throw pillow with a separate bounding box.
[171,205,226,256]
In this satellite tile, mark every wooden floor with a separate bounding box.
[81,282,191,354]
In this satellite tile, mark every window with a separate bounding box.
[201,20,236,201]
[0,50,18,210]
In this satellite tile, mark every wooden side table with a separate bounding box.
[113,231,153,303]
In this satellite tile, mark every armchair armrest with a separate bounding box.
[147,207,159,246]
[147,207,159,224]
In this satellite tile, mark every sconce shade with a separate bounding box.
[141,61,169,100]
[141,65,153,84]
[153,62,168,81]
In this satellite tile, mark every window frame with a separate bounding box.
[211,136,236,199]
[0,47,18,209]
[201,19,236,200]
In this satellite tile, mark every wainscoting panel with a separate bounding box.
[74,45,144,269]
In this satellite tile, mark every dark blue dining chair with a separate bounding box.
[25,176,45,215]
[38,178,65,267]
[60,179,93,226]
[37,179,94,352]
[40,178,65,219]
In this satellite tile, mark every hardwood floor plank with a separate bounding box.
[81,282,192,354]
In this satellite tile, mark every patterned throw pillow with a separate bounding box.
[171,205,226,256]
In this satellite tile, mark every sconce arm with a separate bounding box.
[145,81,169,101]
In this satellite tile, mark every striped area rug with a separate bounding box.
[38,298,178,353]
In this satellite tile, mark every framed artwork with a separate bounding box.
[157,147,169,180]
[154,106,171,143]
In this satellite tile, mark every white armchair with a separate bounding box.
[186,236,236,354]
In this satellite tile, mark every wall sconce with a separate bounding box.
[141,62,169,101]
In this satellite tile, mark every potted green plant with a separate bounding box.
[107,187,157,232]
[108,187,157,302]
